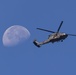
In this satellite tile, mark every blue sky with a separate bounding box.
[0,0,76,75]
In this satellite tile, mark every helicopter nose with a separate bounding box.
[63,33,66,35]
[63,33,68,36]
[65,34,68,37]
[63,33,68,38]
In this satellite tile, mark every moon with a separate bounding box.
[2,25,30,47]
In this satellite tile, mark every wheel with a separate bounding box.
[61,40,63,42]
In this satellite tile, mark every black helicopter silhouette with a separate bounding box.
[33,21,76,47]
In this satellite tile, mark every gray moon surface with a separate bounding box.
[2,25,30,47]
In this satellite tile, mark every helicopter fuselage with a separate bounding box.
[48,33,68,43]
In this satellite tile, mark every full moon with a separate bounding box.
[2,25,30,47]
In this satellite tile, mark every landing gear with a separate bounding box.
[61,40,63,42]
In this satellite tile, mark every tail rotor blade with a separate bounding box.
[37,28,55,33]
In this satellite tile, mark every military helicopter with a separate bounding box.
[33,21,76,47]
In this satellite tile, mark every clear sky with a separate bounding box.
[0,0,76,75]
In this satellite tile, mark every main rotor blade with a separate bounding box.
[37,28,55,33]
[57,21,63,33]
[67,33,76,36]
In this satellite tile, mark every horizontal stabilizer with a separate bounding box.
[33,40,40,47]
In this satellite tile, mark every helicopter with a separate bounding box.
[33,21,76,47]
